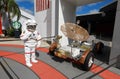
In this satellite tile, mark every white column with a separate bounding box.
[110,0,120,68]
[58,0,76,46]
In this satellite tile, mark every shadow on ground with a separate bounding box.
[94,45,111,64]
[49,54,84,70]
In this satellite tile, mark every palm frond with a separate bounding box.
[0,0,21,21]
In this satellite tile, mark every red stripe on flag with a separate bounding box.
[39,0,42,11]
[36,0,39,12]
[44,0,46,9]
[36,0,49,12]
[40,0,42,11]
[48,0,49,8]
[43,0,44,11]
[38,0,40,11]
[36,0,38,11]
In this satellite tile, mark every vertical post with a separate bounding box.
[51,0,57,36]
[110,1,120,68]
[87,21,91,34]
[0,15,3,35]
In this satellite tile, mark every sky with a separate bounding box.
[15,0,115,15]
[76,0,115,15]
[15,0,34,15]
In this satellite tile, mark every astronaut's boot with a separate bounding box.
[25,54,32,67]
[31,53,38,63]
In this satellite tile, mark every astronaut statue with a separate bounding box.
[20,19,41,67]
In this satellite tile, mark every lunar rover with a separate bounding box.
[48,23,104,71]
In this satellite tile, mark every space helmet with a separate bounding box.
[26,19,37,32]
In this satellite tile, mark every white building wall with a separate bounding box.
[51,0,58,36]
[36,10,52,37]
[35,11,49,37]
[34,0,52,37]
[34,0,76,45]
[12,9,35,31]
[58,0,76,46]
[34,0,102,46]
[2,9,34,31]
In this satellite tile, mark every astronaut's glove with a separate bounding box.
[37,41,41,48]
[20,31,32,40]
[28,33,37,40]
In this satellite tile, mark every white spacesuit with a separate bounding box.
[20,19,41,67]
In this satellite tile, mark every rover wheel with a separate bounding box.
[93,42,104,54]
[35,50,39,57]
[81,52,94,71]
[49,47,56,56]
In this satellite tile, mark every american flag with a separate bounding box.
[36,0,49,12]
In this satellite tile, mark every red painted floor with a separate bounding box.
[0,50,67,79]
[0,44,120,79]
[91,64,120,79]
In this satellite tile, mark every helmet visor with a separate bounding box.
[27,25,36,30]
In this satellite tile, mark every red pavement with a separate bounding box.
[0,44,120,79]
[0,50,67,79]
